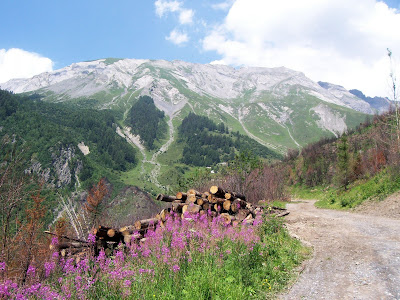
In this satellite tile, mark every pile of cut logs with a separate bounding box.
[47,186,287,257]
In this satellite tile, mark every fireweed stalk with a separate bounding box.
[0,211,307,299]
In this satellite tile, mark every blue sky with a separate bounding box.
[1,0,400,97]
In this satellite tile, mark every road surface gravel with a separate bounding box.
[280,199,400,300]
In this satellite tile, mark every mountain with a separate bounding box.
[1,59,372,149]
[0,58,375,191]
[348,89,392,113]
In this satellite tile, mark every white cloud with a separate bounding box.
[155,0,181,17]
[166,29,189,45]
[0,48,53,83]
[202,0,400,97]
[179,9,194,24]
[211,1,235,11]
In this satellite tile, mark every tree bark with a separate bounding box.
[156,194,177,202]
[210,186,226,198]
[176,192,187,201]
[134,218,159,230]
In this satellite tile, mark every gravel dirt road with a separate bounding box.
[280,199,400,300]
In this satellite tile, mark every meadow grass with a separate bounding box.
[0,212,309,299]
[315,169,400,209]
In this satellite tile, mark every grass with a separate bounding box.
[0,213,310,299]
[290,185,326,200]
[270,200,289,209]
[315,169,400,209]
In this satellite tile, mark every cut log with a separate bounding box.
[94,226,112,239]
[235,209,251,221]
[276,211,290,217]
[123,235,134,245]
[186,194,197,203]
[231,199,248,213]
[156,194,177,202]
[134,218,159,230]
[172,202,186,213]
[220,213,236,225]
[222,200,231,211]
[187,189,202,197]
[208,194,218,204]
[201,192,210,199]
[196,197,204,206]
[209,186,226,198]
[160,208,171,222]
[51,242,89,250]
[107,229,116,238]
[243,214,254,225]
[182,204,189,215]
[213,203,222,212]
[44,231,89,244]
[119,225,136,236]
[225,191,246,201]
[186,203,201,214]
[176,192,187,201]
[202,202,210,211]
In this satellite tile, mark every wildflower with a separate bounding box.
[26,265,36,277]
[51,236,59,245]
[172,264,180,272]
[44,261,55,277]
[87,233,96,244]
[124,280,131,287]
[0,262,5,271]
[115,250,125,263]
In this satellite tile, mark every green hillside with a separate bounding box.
[0,89,137,192]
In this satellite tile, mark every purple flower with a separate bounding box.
[0,262,5,271]
[124,280,131,287]
[172,264,180,272]
[44,261,55,277]
[51,236,59,245]
[26,265,36,277]
[87,233,96,243]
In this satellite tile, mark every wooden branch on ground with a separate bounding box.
[156,194,177,202]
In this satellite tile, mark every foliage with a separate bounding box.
[336,136,350,190]
[316,169,400,209]
[282,108,400,208]
[126,96,167,150]
[0,89,137,189]
[176,167,213,192]
[84,178,110,229]
[0,212,309,299]
[178,113,280,167]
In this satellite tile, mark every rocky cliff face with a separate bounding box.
[25,145,83,188]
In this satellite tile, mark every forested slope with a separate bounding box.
[0,89,137,190]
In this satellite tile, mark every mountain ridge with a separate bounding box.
[0,58,377,154]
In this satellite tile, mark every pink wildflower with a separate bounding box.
[26,265,36,277]
[87,233,96,243]
[172,264,180,272]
